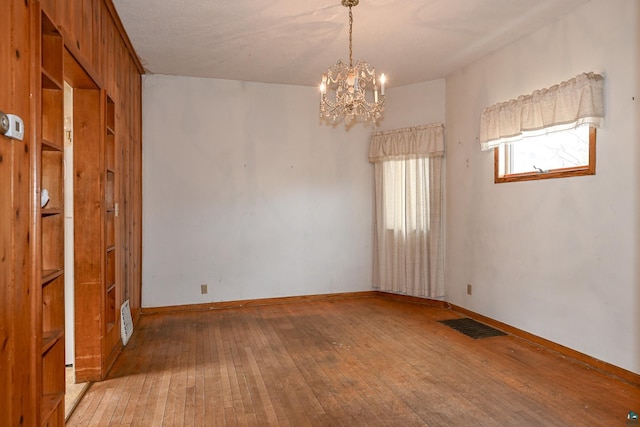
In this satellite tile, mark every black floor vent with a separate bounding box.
[438,318,507,339]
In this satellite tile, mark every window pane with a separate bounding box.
[505,125,590,175]
[383,161,404,230]
[382,159,429,231]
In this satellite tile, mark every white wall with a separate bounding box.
[445,0,640,374]
[142,75,445,308]
[142,75,374,307]
[377,79,446,131]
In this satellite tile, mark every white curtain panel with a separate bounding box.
[369,123,445,298]
[479,72,604,151]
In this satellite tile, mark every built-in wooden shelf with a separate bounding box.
[41,329,63,355]
[41,89,63,147]
[40,392,64,424]
[41,269,63,285]
[106,322,115,333]
[38,9,66,426]
[73,90,122,382]
[41,208,63,216]
[41,69,63,91]
[41,138,63,152]
[10,3,144,422]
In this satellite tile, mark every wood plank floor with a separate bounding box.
[67,296,640,426]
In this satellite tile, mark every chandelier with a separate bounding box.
[319,0,385,125]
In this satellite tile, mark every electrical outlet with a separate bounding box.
[201,284,208,294]
[467,284,472,295]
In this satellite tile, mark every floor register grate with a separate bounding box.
[438,318,507,339]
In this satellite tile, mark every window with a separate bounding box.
[369,123,445,298]
[494,124,596,182]
[479,72,604,183]
[382,158,429,231]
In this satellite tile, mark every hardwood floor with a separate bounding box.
[67,296,639,426]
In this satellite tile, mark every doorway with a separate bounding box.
[63,81,74,367]
[62,49,100,419]
[63,80,91,419]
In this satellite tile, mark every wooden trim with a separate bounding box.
[140,291,379,314]
[140,291,449,314]
[373,291,449,308]
[22,3,42,425]
[588,126,597,174]
[63,47,99,89]
[60,30,104,89]
[494,147,499,182]
[64,381,91,422]
[29,5,43,425]
[494,127,597,183]
[449,303,640,388]
[495,165,595,183]
[103,0,145,74]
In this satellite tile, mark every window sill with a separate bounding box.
[495,166,595,183]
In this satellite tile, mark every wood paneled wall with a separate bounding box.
[0,0,142,424]
[0,2,35,425]
[39,0,143,318]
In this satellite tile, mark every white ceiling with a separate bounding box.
[112,0,589,88]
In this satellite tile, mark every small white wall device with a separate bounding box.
[0,111,25,141]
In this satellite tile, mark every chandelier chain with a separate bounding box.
[348,7,353,67]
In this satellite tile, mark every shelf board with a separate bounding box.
[42,207,63,216]
[41,68,63,90]
[41,392,64,424]
[106,283,116,293]
[106,166,115,173]
[106,125,115,135]
[41,138,63,151]
[41,10,59,35]
[41,269,63,285]
[41,329,64,355]
[106,321,116,333]
[106,245,116,253]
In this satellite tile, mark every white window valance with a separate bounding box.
[369,123,445,163]
[479,72,604,151]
